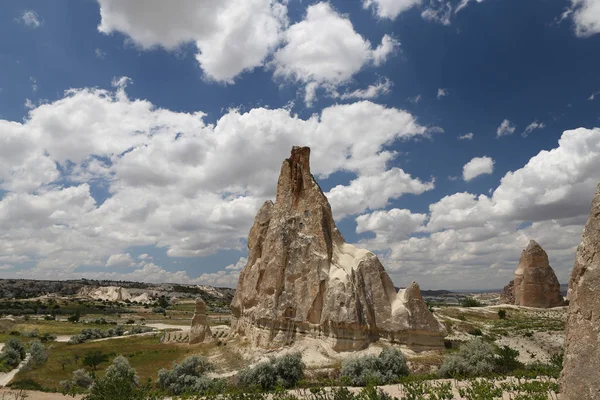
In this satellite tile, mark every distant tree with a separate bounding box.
[83,350,108,371]
[68,312,81,323]
[157,296,170,309]
[461,297,483,307]
[497,309,507,319]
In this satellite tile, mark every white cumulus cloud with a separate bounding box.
[96,0,288,82]
[272,2,399,106]
[462,156,494,182]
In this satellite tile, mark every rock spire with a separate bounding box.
[230,146,446,351]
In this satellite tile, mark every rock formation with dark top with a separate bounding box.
[189,297,212,344]
[230,146,446,351]
[561,184,600,399]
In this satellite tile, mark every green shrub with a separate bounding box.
[237,361,277,390]
[438,339,496,378]
[84,356,153,400]
[273,353,305,388]
[495,345,522,373]
[5,337,26,359]
[497,309,506,319]
[468,328,483,336]
[29,340,48,365]
[340,348,409,386]
[461,297,483,307]
[157,356,216,395]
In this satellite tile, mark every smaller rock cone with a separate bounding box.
[189,298,212,344]
[512,240,563,308]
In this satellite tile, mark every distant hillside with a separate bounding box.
[0,278,235,303]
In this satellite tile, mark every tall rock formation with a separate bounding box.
[561,184,600,399]
[189,298,212,344]
[231,146,446,351]
[500,240,564,308]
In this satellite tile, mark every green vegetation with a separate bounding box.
[237,353,305,390]
[340,348,409,386]
[460,297,483,307]
[10,335,188,391]
[157,356,218,395]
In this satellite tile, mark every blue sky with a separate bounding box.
[1,0,599,290]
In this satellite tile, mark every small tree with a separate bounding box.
[497,309,507,319]
[84,356,152,400]
[83,350,108,371]
[29,340,48,365]
[68,312,81,323]
[461,297,482,307]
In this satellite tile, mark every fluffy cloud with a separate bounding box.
[105,253,136,268]
[422,3,453,25]
[496,119,516,137]
[0,80,429,280]
[96,0,287,82]
[522,121,545,137]
[362,0,421,19]
[272,2,398,106]
[357,127,600,289]
[437,88,449,99]
[16,11,42,28]
[458,132,474,140]
[327,168,434,219]
[570,0,600,37]
[462,156,494,181]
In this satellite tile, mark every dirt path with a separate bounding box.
[0,355,30,387]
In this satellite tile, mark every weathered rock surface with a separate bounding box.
[189,297,212,344]
[561,184,600,399]
[499,280,515,304]
[502,240,563,308]
[231,146,446,351]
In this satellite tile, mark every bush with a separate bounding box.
[461,297,482,307]
[61,368,94,395]
[1,348,22,369]
[438,339,497,378]
[5,338,26,360]
[237,361,277,390]
[157,356,216,395]
[152,307,166,314]
[72,369,94,389]
[495,345,522,373]
[468,328,483,336]
[273,353,305,388]
[29,340,48,365]
[340,348,408,386]
[497,309,506,319]
[84,356,153,400]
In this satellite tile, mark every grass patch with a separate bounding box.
[11,335,191,391]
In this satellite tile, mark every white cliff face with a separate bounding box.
[230,146,446,351]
